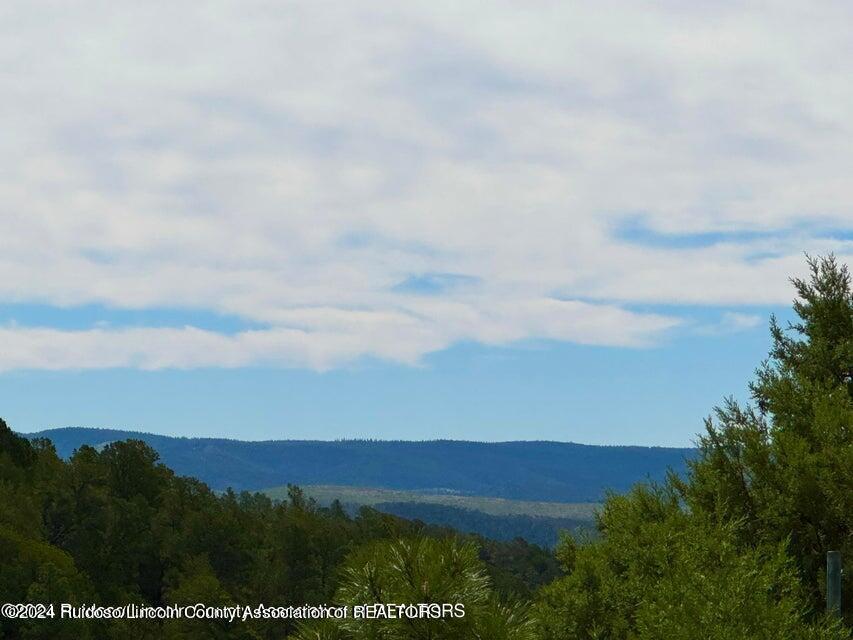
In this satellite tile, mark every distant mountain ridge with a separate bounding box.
[25,427,695,503]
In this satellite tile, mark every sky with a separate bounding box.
[1,2,852,446]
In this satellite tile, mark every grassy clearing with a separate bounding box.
[263,484,600,520]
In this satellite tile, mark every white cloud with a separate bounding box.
[0,300,679,371]
[694,311,764,336]
[0,1,851,370]
[722,312,763,331]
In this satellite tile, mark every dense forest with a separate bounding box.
[368,502,587,548]
[31,427,692,502]
[0,420,561,639]
[1,255,851,639]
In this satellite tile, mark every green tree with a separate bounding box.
[296,536,535,640]
[533,255,851,639]
[684,255,853,620]
[534,484,843,639]
[0,418,550,639]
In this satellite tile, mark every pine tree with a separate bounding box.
[684,255,852,620]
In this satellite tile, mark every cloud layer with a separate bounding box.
[1,2,851,370]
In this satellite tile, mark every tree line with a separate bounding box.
[0,419,558,638]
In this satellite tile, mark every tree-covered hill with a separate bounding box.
[264,484,599,547]
[23,428,693,502]
[370,502,588,548]
[276,484,599,520]
[0,419,559,639]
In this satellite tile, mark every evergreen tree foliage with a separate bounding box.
[0,419,553,639]
[534,485,844,639]
[533,255,852,638]
[295,537,535,640]
[684,255,852,621]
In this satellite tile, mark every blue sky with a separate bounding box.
[2,304,789,447]
[2,300,793,446]
[1,3,852,445]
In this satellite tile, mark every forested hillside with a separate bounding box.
[369,502,587,548]
[0,420,558,639]
[279,484,599,519]
[264,484,599,547]
[26,428,693,502]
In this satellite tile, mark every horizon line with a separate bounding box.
[18,425,697,450]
